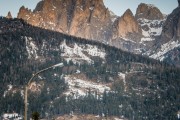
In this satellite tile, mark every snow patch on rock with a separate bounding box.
[138,18,164,43]
[150,40,180,61]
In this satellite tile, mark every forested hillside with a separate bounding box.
[0,18,180,120]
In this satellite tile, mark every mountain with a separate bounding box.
[17,0,168,55]
[148,4,180,66]
[0,17,180,120]
[1,0,180,119]
[17,0,180,67]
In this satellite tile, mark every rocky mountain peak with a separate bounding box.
[17,0,112,41]
[6,11,12,19]
[178,0,180,6]
[18,6,31,19]
[112,9,142,41]
[123,9,133,17]
[33,0,44,12]
[135,3,163,20]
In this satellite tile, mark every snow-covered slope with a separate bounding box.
[150,40,180,61]
[64,75,110,99]
[138,18,164,43]
[60,40,106,64]
[25,36,39,59]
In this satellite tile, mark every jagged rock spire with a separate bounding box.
[178,0,180,7]
[112,9,142,41]
[6,11,12,19]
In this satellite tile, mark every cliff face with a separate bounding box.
[112,9,142,41]
[18,0,112,41]
[161,7,180,43]
[68,0,112,40]
[135,3,163,20]
[148,4,180,66]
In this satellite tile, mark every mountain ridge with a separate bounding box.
[5,0,180,66]
[17,0,164,44]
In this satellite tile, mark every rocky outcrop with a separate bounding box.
[112,9,142,41]
[6,11,12,19]
[161,6,180,43]
[17,6,42,26]
[17,0,112,41]
[135,3,163,20]
[148,2,180,67]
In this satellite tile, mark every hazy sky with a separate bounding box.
[0,0,178,17]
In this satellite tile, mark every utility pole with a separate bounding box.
[24,86,28,120]
[24,63,64,120]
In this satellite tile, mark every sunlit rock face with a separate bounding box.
[112,9,142,42]
[6,11,12,19]
[18,0,112,41]
[135,3,163,20]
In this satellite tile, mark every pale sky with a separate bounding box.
[0,0,178,17]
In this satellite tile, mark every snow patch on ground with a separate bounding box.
[86,44,106,58]
[29,82,42,92]
[114,118,125,120]
[3,84,13,97]
[118,72,127,92]
[60,40,106,64]
[3,113,23,120]
[25,36,39,59]
[150,40,180,61]
[64,76,110,99]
